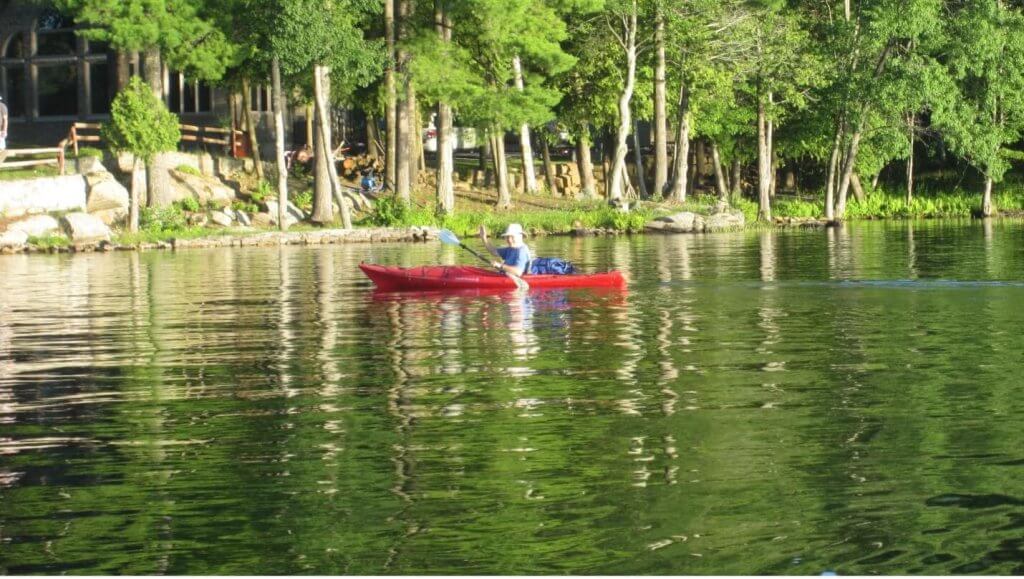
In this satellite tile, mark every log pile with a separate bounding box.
[339,154,384,179]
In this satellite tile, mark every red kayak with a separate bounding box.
[360,263,626,292]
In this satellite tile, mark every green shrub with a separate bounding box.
[251,180,274,203]
[102,77,179,164]
[774,198,823,218]
[292,189,313,212]
[28,234,71,249]
[369,196,412,226]
[232,200,259,214]
[174,196,201,213]
[140,205,188,233]
[175,164,201,176]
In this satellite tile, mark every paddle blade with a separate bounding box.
[439,229,461,246]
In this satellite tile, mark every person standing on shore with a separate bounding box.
[0,96,8,150]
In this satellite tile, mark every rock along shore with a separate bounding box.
[0,226,440,255]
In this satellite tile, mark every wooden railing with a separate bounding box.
[179,124,246,155]
[66,122,249,158]
[67,122,103,156]
[0,143,67,175]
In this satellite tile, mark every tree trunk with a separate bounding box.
[312,75,333,223]
[632,119,647,199]
[835,126,863,218]
[272,58,289,231]
[983,175,994,216]
[711,141,728,201]
[578,127,596,198]
[396,83,411,203]
[366,114,381,161]
[306,103,314,149]
[435,100,454,213]
[481,137,494,187]
[115,51,131,93]
[730,157,742,200]
[686,147,697,198]
[756,98,771,222]
[825,122,842,221]
[541,138,558,195]
[602,131,613,198]
[512,56,539,194]
[434,0,454,214]
[906,113,914,203]
[385,0,398,190]
[129,157,141,233]
[142,47,162,99]
[493,130,511,209]
[608,3,638,202]
[653,10,668,196]
[314,64,353,229]
[413,97,425,175]
[395,0,412,202]
[241,77,265,180]
[667,82,690,203]
[850,172,865,202]
[696,138,709,181]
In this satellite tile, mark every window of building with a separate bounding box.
[2,33,25,59]
[37,63,78,116]
[2,65,26,117]
[35,8,76,57]
[36,31,76,56]
[167,72,213,114]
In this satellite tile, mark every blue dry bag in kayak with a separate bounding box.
[528,257,576,275]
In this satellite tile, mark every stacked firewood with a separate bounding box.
[339,154,385,179]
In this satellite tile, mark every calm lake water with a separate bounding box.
[2,220,1024,575]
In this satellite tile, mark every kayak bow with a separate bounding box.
[360,263,626,292]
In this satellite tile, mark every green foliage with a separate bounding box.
[251,181,274,203]
[102,77,180,164]
[292,190,313,212]
[57,0,237,80]
[27,234,71,249]
[369,196,411,227]
[773,198,823,219]
[75,147,104,160]
[232,200,260,214]
[140,205,188,234]
[176,164,201,176]
[174,196,201,213]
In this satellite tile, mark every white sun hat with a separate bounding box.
[501,223,524,237]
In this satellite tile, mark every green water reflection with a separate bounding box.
[2,220,1024,574]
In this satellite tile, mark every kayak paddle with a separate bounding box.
[439,228,530,291]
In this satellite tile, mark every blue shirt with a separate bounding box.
[497,245,531,273]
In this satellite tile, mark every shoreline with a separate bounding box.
[2,214,1020,256]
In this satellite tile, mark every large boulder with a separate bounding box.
[264,200,305,227]
[60,212,112,244]
[85,171,130,212]
[0,230,29,247]
[8,215,60,237]
[251,212,274,228]
[209,209,234,227]
[0,175,87,218]
[646,211,705,233]
[703,209,745,232]
[91,208,127,227]
[76,155,107,174]
[169,169,236,207]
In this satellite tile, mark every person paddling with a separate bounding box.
[480,223,531,277]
